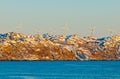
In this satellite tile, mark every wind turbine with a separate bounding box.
[49,27,53,36]
[90,26,95,37]
[109,30,113,37]
[107,29,115,37]
[16,22,23,33]
[34,28,42,35]
[62,22,70,35]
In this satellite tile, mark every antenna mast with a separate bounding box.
[62,22,69,35]
[90,27,95,37]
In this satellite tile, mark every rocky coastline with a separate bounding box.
[0,32,120,60]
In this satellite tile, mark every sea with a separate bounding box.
[0,61,120,79]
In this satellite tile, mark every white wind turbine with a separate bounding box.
[61,22,70,35]
[107,29,116,37]
[16,22,23,33]
[34,27,42,35]
[90,26,95,37]
[48,26,57,36]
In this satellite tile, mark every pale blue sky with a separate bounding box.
[0,0,120,37]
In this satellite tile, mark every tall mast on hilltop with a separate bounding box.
[35,27,42,34]
[108,29,114,37]
[90,26,95,37]
[16,22,23,33]
[62,22,70,35]
[110,30,113,37]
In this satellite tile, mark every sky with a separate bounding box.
[0,0,120,37]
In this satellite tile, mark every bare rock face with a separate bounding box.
[0,32,120,60]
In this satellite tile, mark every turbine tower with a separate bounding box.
[62,22,70,35]
[110,30,113,37]
[108,29,114,37]
[49,26,56,36]
[90,26,95,37]
[16,22,22,33]
[35,28,42,34]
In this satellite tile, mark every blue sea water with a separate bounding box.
[0,61,120,79]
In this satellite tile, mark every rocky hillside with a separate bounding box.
[0,32,120,60]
